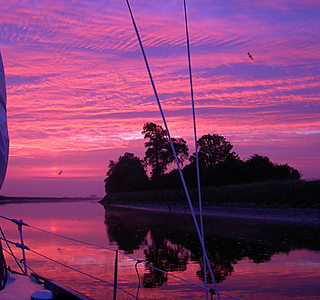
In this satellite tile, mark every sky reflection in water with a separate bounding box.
[0,200,319,299]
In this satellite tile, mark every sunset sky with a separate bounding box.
[0,0,319,197]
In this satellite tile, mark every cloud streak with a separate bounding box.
[0,0,319,196]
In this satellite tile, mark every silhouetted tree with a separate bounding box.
[274,163,301,180]
[142,122,189,178]
[103,129,302,195]
[204,157,246,186]
[244,154,301,182]
[104,152,149,194]
[190,134,239,169]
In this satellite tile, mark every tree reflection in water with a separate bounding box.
[143,237,189,287]
[104,206,320,287]
[105,209,149,254]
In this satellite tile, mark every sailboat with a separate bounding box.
[0,51,9,191]
[0,1,243,298]
[0,0,216,296]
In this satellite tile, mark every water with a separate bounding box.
[0,200,319,299]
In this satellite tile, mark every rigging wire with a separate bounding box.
[1,248,25,276]
[26,224,212,292]
[182,0,208,299]
[29,249,137,299]
[28,224,117,252]
[0,225,24,274]
[124,0,219,296]
[0,216,243,299]
[31,247,242,300]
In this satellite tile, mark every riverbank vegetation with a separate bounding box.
[101,122,316,208]
[103,180,320,208]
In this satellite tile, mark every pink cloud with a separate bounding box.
[0,0,319,196]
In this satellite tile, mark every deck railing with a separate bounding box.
[0,215,243,300]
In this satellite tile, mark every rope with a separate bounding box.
[183,1,209,299]
[29,249,137,299]
[125,0,218,295]
[134,260,142,299]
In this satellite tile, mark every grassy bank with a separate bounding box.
[101,180,320,209]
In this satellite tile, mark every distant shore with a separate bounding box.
[0,196,99,204]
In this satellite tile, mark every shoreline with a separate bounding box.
[102,180,320,209]
[0,196,99,204]
[104,203,320,226]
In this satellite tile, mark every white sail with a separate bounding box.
[0,52,9,190]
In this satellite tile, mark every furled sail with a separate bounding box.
[0,52,9,190]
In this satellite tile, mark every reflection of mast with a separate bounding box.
[0,51,9,190]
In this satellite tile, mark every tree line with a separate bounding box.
[104,122,301,194]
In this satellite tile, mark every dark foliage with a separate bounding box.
[146,153,301,191]
[190,133,239,168]
[102,180,320,209]
[243,154,301,182]
[142,122,188,179]
[104,152,150,194]
[104,128,301,195]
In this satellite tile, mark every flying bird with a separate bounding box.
[248,52,254,61]
[58,170,63,175]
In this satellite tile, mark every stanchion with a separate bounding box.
[17,221,27,275]
[113,250,118,300]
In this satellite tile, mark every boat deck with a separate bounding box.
[0,271,47,300]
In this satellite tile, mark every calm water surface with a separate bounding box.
[0,200,319,299]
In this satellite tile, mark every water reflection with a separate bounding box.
[104,206,320,287]
[0,201,319,298]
